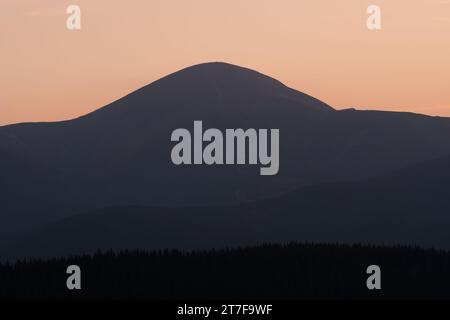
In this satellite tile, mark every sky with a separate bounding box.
[0,0,449,126]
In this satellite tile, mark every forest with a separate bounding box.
[1,242,450,299]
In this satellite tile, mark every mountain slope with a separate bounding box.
[4,155,450,260]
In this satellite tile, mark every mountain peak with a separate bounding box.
[83,62,334,121]
[173,61,280,82]
[154,61,286,91]
[131,62,334,112]
[180,61,258,71]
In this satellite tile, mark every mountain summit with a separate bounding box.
[85,62,333,121]
[143,62,333,111]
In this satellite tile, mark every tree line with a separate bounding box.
[1,242,450,299]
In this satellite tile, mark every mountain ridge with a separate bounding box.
[4,154,450,261]
[1,62,450,248]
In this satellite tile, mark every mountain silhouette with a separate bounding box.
[1,62,450,250]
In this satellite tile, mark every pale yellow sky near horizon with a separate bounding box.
[0,0,449,126]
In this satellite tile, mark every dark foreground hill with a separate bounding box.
[1,243,450,300]
[4,154,450,261]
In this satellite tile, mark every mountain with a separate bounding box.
[4,154,450,260]
[1,62,450,245]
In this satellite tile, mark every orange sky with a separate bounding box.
[1,0,449,126]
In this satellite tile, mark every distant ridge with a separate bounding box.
[4,155,450,261]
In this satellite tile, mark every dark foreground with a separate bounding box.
[1,243,450,300]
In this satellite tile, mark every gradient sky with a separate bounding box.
[1,0,449,126]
